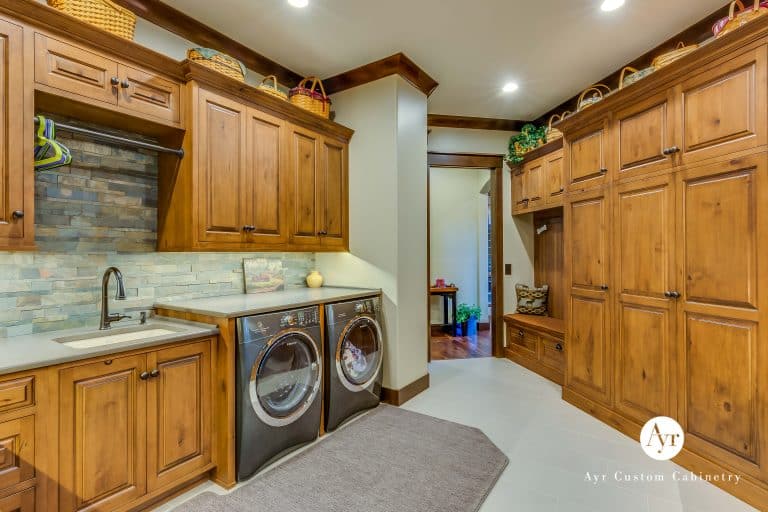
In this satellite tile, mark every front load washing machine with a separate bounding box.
[324,295,384,431]
[236,306,322,480]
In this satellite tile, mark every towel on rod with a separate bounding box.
[34,115,72,171]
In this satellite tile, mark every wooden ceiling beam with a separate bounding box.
[323,53,439,97]
[427,114,527,132]
[111,0,304,86]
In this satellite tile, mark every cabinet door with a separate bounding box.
[676,154,768,480]
[244,107,288,246]
[147,340,212,492]
[678,46,767,166]
[613,175,676,424]
[196,89,248,245]
[0,416,35,492]
[615,91,677,182]
[524,159,544,210]
[511,168,527,214]
[567,118,609,191]
[59,355,147,512]
[118,64,181,124]
[287,125,322,246]
[544,150,565,207]
[0,487,34,512]
[565,188,612,405]
[320,137,347,249]
[34,33,118,105]
[0,20,29,248]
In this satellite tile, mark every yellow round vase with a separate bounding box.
[306,270,324,288]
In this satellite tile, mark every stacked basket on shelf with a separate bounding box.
[188,48,247,82]
[289,77,332,119]
[47,0,136,39]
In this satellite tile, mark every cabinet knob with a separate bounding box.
[598,168,608,174]
[110,77,120,86]
[530,196,542,201]
[120,80,130,89]
[11,210,23,220]
[600,284,609,291]
[555,343,563,352]
[518,329,524,337]
[662,146,680,156]
[670,291,681,299]
[318,230,328,236]
[104,359,113,366]
[664,291,672,298]
[139,371,150,380]
[150,369,160,378]
[242,225,256,232]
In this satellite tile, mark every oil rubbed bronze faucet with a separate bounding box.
[100,267,131,330]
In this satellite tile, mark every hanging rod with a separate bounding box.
[33,117,184,158]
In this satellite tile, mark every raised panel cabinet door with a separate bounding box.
[117,64,181,124]
[33,33,118,105]
[615,91,677,181]
[59,355,148,512]
[0,415,35,492]
[566,294,611,404]
[320,138,347,248]
[676,154,768,479]
[524,159,544,210]
[679,46,767,165]
[196,89,248,245]
[511,168,526,214]
[0,20,28,247]
[244,107,288,246]
[544,150,565,206]
[566,118,609,191]
[613,175,676,424]
[288,125,321,246]
[146,340,212,492]
[0,487,35,512]
[567,189,609,290]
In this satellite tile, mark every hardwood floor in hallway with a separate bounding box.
[430,329,492,360]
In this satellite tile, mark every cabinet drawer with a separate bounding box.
[0,487,34,512]
[0,416,35,492]
[118,64,181,124]
[507,326,538,358]
[0,377,33,414]
[540,335,565,371]
[34,33,118,105]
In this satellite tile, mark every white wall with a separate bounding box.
[429,167,490,323]
[316,76,428,391]
[427,128,535,323]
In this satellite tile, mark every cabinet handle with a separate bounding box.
[555,343,563,352]
[600,284,609,291]
[530,196,541,201]
[150,369,160,378]
[139,371,150,380]
[518,329,524,337]
[317,230,328,236]
[120,80,130,89]
[242,225,256,232]
[11,210,23,220]
[662,146,680,156]
[104,359,113,366]
[664,291,672,298]
[598,168,608,174]
[670,291,681,299]
[110,77,120,86]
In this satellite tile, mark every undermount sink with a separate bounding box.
[54,325,186,349]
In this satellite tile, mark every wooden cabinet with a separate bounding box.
[504,314,565,385]
[543,150,565,207]
[510,144,564,215]
[613,174,676,424]
[0,18,33,250]
[566,119,610,192]
[523,159,545,210]
[34,33,182,126]
[0,487,34,512]
[511,168,527,214]
[565,188,612,405]
[0,416,35,493]
[58,338,214,511]
[319,138,348,249]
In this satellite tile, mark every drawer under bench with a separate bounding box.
[504,313,565,385]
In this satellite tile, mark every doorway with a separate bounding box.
[427,152,505,361]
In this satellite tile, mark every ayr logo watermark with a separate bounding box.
[640,416,684,461]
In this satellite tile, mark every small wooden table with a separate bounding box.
[430,286,459,336]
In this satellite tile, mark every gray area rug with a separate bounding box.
[176,404,508,512]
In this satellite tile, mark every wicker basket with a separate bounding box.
[289,77,331,118]
[714,0,768,38]
[577,84,612,111]
[48,0,136,39]
[652,42,699,70]
[187,48,246,82]
[258,75,288,101]
[619,66,655,90]
[545,111,570,141]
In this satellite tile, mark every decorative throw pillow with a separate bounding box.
[515,284,549,316]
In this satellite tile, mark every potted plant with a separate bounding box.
[456,303,482,336]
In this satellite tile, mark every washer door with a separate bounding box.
[249,331,321,427]
[336,316,384,392]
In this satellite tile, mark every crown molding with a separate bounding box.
[323,53,439,97]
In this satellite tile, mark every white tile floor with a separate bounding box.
[159,357,758,512]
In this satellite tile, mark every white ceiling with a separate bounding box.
[163,0,727,119]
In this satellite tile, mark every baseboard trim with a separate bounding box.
[381,373,430,406]
[562,387,768,511]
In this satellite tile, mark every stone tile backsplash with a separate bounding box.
[0,123,315,337]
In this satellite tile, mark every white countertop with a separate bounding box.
[154,287,382,318]
[0,318,219,376]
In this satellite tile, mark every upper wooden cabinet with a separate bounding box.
[566,118,610,192]
[543,150,565,206]
[160,83,350,252]
[0,18,33,251]
[34,33,182,127]
[510,143,564,215]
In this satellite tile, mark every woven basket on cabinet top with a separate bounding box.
[545,112,570,141]
[289,77,331,118]
[258,75,288,101]
[47,0,136,40]
[713,0,768,38]
[651,42,699,70]
[187,48,246,82]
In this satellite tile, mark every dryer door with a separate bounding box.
[336,316,384,392]
[249,331,321,427]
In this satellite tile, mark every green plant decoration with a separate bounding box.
[456,303,482,323]
[506,123,547,164]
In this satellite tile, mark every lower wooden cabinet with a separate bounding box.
[58,338,213,512]
[504,314,565,384]
[0,487,35,512]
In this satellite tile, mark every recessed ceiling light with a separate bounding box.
[601,0,625,11]
[288,0,309,7]
[502,82,519,93]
